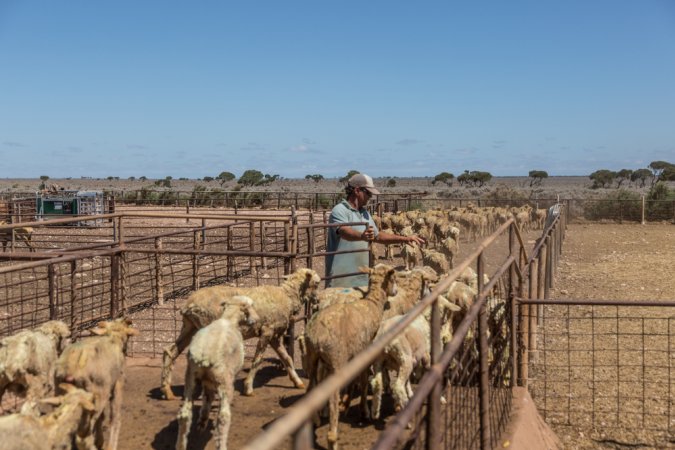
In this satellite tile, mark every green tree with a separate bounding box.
[139,176,147,181]
[339,170,360,183]
[589,169,616,189]
[216,171,236,186]
[259,174,280,185]
[630,169,652,188]
[238,169,264,186]
[203,176,214,182]
[528,170,548,187]
[615,169,633,188]
[305,174,324,183]
[128,176,136,181]
[386,178,396,187]
[432,172,455,186]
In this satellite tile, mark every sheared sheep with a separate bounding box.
[54,317,139,450]
[161,268,321,399]
[0,383,95,450]
[176,296,260,450]
[370,296,461,419]
[0,320,71,415]
[421,248,450,276]
[303,263,397,450]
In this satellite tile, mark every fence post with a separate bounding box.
[544,235,551,299]
[227,226,233,280]
[70,260,78,326]
[477,254,491,449]
[528,259,537,362]
[426,295,442,450]
[155,238,164,306]
[293,421,314,450]
[260,221,267,269]
[641,195,646,225]
[111,254,119,318]
[249,221,256,273]
[48,263,57,320]
[192,230,200,291]
[510,263,518,386]
[119,252,127,314]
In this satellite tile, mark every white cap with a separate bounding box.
[348,173,381,195]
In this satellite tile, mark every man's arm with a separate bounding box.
[374,230,425,246]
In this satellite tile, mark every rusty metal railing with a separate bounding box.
[242,216,539,450]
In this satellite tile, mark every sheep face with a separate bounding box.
[221,295,260,327]
[37,321,71,354]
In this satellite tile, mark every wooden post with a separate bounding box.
[249,221,256,273]
[640,194,645,225]
[293,421,314,450]
[518,260,529,388]
[290,207,298,273]
[186,202,190,223]
[426,295,442,450]
[260,221,267,269]
[155,238,164,306]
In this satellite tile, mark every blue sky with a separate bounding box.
[1,1,674,179]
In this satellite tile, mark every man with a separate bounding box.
[325,173,426,287]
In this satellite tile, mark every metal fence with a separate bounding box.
[242,209,560,450]
[519,300,675,447]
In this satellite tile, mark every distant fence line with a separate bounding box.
[2,190,673,224]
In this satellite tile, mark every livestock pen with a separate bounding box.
[0,203,673,449]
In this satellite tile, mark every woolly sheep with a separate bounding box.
[0,320,71,415]
[176,296,260,450]
[54,317,139,450]
[303,263,397,450]
[161,268,321,399]
[421,248,450,276]
[0,383,95,450]
[370,296,461,419]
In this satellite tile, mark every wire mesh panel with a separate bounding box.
[525,302,674,447]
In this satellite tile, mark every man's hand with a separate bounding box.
[361,225,375,242]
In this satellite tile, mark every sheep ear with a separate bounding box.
[126,327,140,337]
[90,327,107,336]
[40,397,63,407]
[439,296,461,312]
[58,383,77,394]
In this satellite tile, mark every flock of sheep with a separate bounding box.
[0,204,539,449]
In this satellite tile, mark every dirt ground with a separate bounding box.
[540,223,675,450]
[107,223,675,449]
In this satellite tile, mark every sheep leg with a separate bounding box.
[198,387,215,431]
[161,321,196,400]
[270,336,304,389]
[215,383,234,450]
[392,357,414,412]
[93,409,107,450]
[176,363,196,450]
[358,370,370,419]
[244,336,269,396]
[370,360,384,420]
[327,389,340,450]
[107,376,125,450]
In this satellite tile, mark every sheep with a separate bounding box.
[370,296,461,419]
[54,317,139,450]
[0,221,35,252]
[176,296,260,450]
[401,241,420,270]
[161,268,321,400]
[440,281,477,345]
[421,248,450,276]
[438,236,459,270]
[0,320,71,415]
[303,263,397,450]
[0,383,96,450]
[383,266,438,320]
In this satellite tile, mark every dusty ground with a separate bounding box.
[539,223,675,449]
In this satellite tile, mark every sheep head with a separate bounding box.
[219,295,260,327]
[360,264,397,298]
[37,320,71,353]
